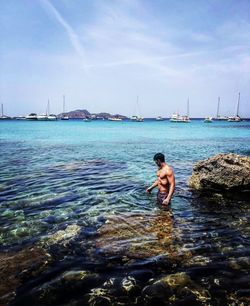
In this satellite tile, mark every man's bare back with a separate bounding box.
[147,153,175,206]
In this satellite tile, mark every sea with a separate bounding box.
[0,119,250,305]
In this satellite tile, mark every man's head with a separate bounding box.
[153,153,165,167]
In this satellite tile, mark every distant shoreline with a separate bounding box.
[1,118,250,121]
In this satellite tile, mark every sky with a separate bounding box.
[0,0,250,117]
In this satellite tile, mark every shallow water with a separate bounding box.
[0,119,250,305]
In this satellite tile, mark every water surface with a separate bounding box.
[0,119,250,305]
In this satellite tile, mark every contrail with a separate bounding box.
[40,0,85,59]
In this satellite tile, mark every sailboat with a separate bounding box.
[47,99,57,120]
[37,113,48,120]
[228,93,242,122]
[37,102,48,120]
[215,97,228,120]
[170,98,190,123]
[131,96,144,122]
[61,95,69,120]
[0,104,10,120]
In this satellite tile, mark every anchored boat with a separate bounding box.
[215,97,228,121]
[26,113,38,120]
[61,95,69,120]
[170,98,191,123]
[0,104,10,120]
[228,93,242,122]
[204,117,213,123]
[131,96,144,122]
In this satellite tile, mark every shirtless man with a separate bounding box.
[146,153,175,206]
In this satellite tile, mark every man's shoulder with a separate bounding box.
[164,165,173,175]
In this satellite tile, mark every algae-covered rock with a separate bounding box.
[189,153,250,193]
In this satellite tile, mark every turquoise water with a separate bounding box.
[0,119,250,305]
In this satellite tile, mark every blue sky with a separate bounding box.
[1,0,250,117]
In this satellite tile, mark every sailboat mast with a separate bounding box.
[1,104,3,117]
[217,97,220,118]
[137,96,139,116]
[236,92,240,116]
[47,99,50,116]
[187,97,189,117]
[63,95,65,113]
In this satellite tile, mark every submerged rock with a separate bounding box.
[39,224,81,248]
[95,212,192,266]
[189,153,250,193]
[142,272,211,305]
[0,246,51,306]
[22,270,102,305]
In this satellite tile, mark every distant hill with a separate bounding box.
[58,109,128,119]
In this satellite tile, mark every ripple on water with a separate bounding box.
[0,121,250,305]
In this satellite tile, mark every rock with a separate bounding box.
[39,224,81,248]
[96,212,170,258]
[142,272,211,305]
[23,270,102,305]
[103,276,141,296]
[0,247,51,306]
[188,153,250,193]
[95,211,193,269]
[85,288,112,306]
[128,269,154,282]
[121,276,140,295]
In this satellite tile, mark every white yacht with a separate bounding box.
[170,98,191,123]
[26,113,38,120]
[228,116,241,122]
[131,115,144,122]
[108,117,122,121]
[15,116,26,120]
[156,116,164,121]
[47,114,57,121]
[170,113,190,123]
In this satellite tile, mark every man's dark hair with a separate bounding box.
[154,153,165,162]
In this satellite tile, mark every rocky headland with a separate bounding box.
[57,109,128,119]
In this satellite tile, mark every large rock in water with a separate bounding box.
[188,153,250,193]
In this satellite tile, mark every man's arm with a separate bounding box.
[163,168,175,205]
[146,180,158,193]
